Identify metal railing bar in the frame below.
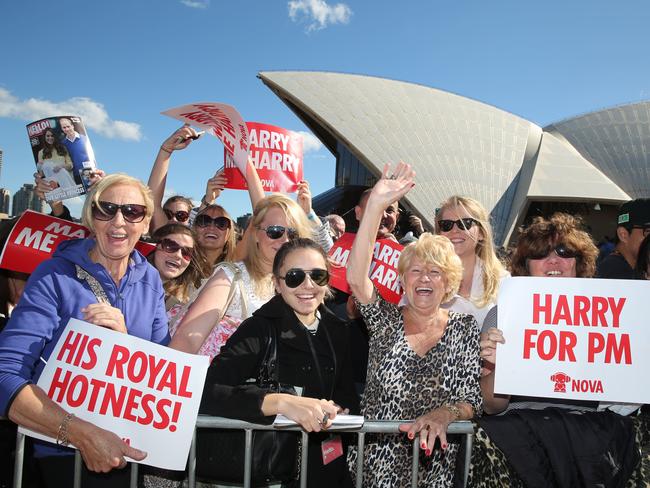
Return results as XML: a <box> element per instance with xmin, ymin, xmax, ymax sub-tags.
<box><xmin>243</xmin><ymin>429</ymin><xmax>253</xmax><ymax>488</ymax></box>
<box><xmin>410</xmin><ymin>438</ymin><xmax>419</xmax><ymax>488</ymax></box>
<box><xmin>130</xmin><ymin>462</ymin><xmax>138</xmax><ymax>488</ymax></box>
<box><xmin>73</xmin><ymin>451</ymin><xmax>82</xmax><ymax>488</ymax></box>
<box><xmin>355</xmin><ymin>432</ymin><xmax>365</xmax><ymax>488</ymax></box>
<box><xmin>13</xmin><ymin>432</ymin><xmax>24</xmax><ymax>488</ymax></box>
<box><xmin>188</xmin><ymin>429</ymin><xmax>196</xmax><ymax>488</ymax></box>
<box><xmin>299</xmin><ymin>431</ymin><xmax>308</xmax><ymax>488</ymax></box>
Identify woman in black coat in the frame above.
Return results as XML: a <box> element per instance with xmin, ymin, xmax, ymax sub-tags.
<box><xmin>200</xmin><ymin>238</ymin><xmax>359</xmax><ymax>487</ymax></box>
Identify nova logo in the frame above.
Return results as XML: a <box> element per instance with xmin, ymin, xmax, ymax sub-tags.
<box><xmin>550</xmin><ymin>372</ymin><xmax>604</xmax><ymax>393</ymax></box>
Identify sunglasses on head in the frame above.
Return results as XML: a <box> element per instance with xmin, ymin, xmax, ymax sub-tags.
<box><xmin>163</xmin><ymin>208</ymin><xmax>190</xmax><ymax>223</ymax></box>
<box><xmin>437</xmin><ymin>218</ymin><xmax>478</xmax><ymax>232</ymax></box>
<box><xmin>259</xmin><ymin>225</ymin><xmax>299</xmax><ymax>240</ymax></box>
<box><xmin>157</xmin><ymin>238</ymin><xmax>193</xmax><ymax>261</ymax></box>
<box><xmin>528</xmin><ymin>243</ymin><xmax>579</xmax><ymax>260</ymax></box>
<box><xmin>91</xmin><ymin>201</ymin><xmax>147</xmax><ymax>223</ymax></box>
<box><xmin>278</xmin><ymin>268</ymin><xmax>329</xmax><ymax>288</ymax></box>
<box><xmin>194</xmin><ymin>214</ymin><xmax>231</xmax><ymax>230</ymax></box>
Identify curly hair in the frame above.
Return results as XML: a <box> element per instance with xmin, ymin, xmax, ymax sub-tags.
<box><xmin>398</xmin><ymin>233</ymin><xmax>463</xmax><ymax>304</ymax></box>
<box><xmin>510</xmin><ymin>213</ymin><xmax>598</xmax><ymax>278</ymax></box>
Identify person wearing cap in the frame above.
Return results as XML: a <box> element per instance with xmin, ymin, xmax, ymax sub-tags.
<box><xmin>597</xmin><ymin>198</ymin><xmax>650</xmax><ymax>279</ymax></box>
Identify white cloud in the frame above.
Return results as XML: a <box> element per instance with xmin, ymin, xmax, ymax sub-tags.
<box><xmin>180</xmin><ymin>0</ymin><xmax>209</xmax><ymax>8</ymax></box>
<box><xmin>288</xmin><ymin>0</ymin><xmax>352</xmax><ymax>31</ymax></box>
<box><xmin>297</xmin><ymin>131</ymin><xmax>324</xmax><ymax>153</ymax></box>
<box><xmin>0</xmin><ymin>88</ymin><xmax>142</xmax><ymax>141</ymax></box>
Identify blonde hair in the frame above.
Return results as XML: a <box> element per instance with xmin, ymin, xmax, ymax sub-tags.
<box><xmin>436</xmin><ymin>196</ymin><xmax>505</xmax><ymax>307</ymax></box>
<box><xmin>244</xmin><ymin>194</ymin><xmax>313</xmax><ymax>294</ymax></box>
<box><xmin>398</xmin><ymin>233</ymin><xmax>462</xmax><ymax>303</ymax></box>
<box><xmin>194</xmin><ymin>204</ymin><xmax>237</xmax><ymax>264</ymax></box>
<box><xmin>82</xmin><ymin>173</ymin><xmax>154</xmax><ymax>233</ymax></box>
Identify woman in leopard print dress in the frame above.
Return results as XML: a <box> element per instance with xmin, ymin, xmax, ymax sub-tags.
<box><xmin>346</xmin><ymin>163</ymin><xmax>482</xmax><ymax>488</ymax></box>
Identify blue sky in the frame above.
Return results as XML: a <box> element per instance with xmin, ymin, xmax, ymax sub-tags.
<box><xmin>1</xmin><ymin>0</ymin><xmax>649</xmax><ymax>219</ymax></box>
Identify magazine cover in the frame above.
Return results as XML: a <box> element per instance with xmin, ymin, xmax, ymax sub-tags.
<box><xmin>26</xmin><ymin>116</ymin><xmax>97</xmax><ymax>201</ymax></box>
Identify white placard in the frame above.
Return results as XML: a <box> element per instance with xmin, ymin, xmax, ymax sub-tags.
<box><xmin>20</xmin><ymin>319</ymin><xmax>209</xmax><ymax>470</ymax></box>
<box><xmin>162</xmin><ymin>102</ymin><xmax>249</xmax><ymax>172</ymax></box>
<box><xmin>493</xmin><ymin>277</ymin><xmax>650</xmax><ymax>403</ymax></box>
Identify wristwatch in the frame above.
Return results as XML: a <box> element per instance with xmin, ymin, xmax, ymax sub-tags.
<box><xmin>444</xmin><ymin>403</ymin><xmax>461</xmax><ymax>421</ymax></box>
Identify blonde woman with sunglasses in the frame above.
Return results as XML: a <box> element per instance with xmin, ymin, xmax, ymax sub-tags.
<box><xmin>435</xmin><ymin>196</ymin><xmax>508</xmax><ymax>328</ymax></box>
<box><xmin>170</xmin><ymin>194</ymin><xmax>313</xmax><ymax>358</ymax></box>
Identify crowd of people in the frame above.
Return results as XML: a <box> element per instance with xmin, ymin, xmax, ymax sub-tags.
<box><xmin>0</xmin><ymin>125</ymin><xmax>648</xmax><ymax>488</ymax></box>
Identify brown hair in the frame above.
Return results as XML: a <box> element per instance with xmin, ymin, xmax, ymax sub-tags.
<box><xmin>510</xmin><ymin>213</ymin><xmax>598</xmax><ymax>278</ymax></box>
<box><xmin>194</xmin><ymin>204</ymin><xmax>237</xmax><ymax>264</ymax></box>
<box><xmin>151</xmin><ymin>223</ymin><xmax>211</xmax><ymax>302</ymax></box>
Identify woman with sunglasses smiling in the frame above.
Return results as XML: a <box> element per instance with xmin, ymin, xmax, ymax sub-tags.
<box><xmin>0</xmin><ymin>174</ymin><xmax>170</xmax><ymax>486</ymax></box>
<box><xmin>171</xmin><ymin>194</ymin><xmax>313</xmax><ymax>358</ymax></box>
<box><xmin>148</xmin><ymin>223</ymin><xmax>210</xmax><ymax>310</ymax></box>
<box><xmin>192</xmin><ymin>204</ymin><xmax>237</xmax><ymax>269</ymax></box>
<box><xmin>347</xmin><ymin>163</ymin><xmax>482</xmax><ymax>488</ymax></box>
<box><xmin>200</xmin><ymin>237</ymin><xmax>358</xmax><ymax>487</ymax></box>
<box><xmin>435</xmin><ymin>196</ymin><xmax>508</xmax><ymax>329</ymax></box>
<box><xmin>470</xmin><ymin>214</ymin><xmax>648</xmax><ymax>486</ymax></box>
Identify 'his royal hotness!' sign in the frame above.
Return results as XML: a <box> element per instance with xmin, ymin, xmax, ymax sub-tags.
<box><xmin>224</xmin><ymin>122</ymin><xmax>304</xmax><ymax>193</ymax></box>
<box><xmin>328</xmin><ymin>233</ymin><xmax>403</xmax><ymax>304</ymax></box>
<box><xmin>20</xmin><ymin>320</ymin><xmax>210</xmax><ymax>470</ymax></box>
<box><xmin>494</xmin><ymin>277</ymin><xmax>650</xmax><ymax>404</ymax></box>
<box><xmin>0</xmin><ymin>211</ymin><xmax>154</xmax><ymax>274</ymax></box>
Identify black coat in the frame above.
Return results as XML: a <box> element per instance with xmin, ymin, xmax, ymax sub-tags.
<box><xmin>200</xmin><ymin>294</ymin><xmax>358</xmax><ymax>487</ymax></box>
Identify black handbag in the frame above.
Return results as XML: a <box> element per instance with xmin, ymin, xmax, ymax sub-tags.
<box><xmin>196</xmin><ymin>320</ymin><xmax>301</xmax><ymax>485</ymax></box>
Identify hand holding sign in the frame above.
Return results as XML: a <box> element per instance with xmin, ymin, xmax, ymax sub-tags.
<box><xmin>161</xmin><ymin>124</ymin><xmax>200</xmax><ymax>153</ymax></box>
<box><xmin>296</xmin><ymin>180</ymin><xmax>316</xmax><ymax>219</ymax></box>
<box><xmin>480</xmin><ymin>328</ymin><xmax>504</xmax><ymax>376</ymax></box>
<box><xmin>203</xmin><ymin>169</ymin><xmax>227</xmax><ymax>205</ymax></box>
<box><xmin>72</xmin><ymin>418</ymin><xmax>146</xmax><ymax>472</ymax></box>
<box><xmin>82</xmin><ymin>303</ymin><xmax>127</xmax><ymax>334</ymax></box>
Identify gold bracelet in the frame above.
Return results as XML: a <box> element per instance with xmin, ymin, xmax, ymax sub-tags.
<box><xmin>444</xmin><ymin>403</ymin><xmax>461</xmax><ymax>421</ymax></box>
<box><xmin>160</xmin><ymin>146</ymin><xmax>174</xmax><ymax>154</ymax></box>
<box><xmin>56</xmin><ymin>412</ymin><xmax>75</xmax><ymax>446</ymax></box>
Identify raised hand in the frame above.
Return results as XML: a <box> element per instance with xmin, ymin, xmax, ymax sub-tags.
<box><xmin>367</xmin><ymin>162</ymin><xmax>416</xmax><ymax>211</ymax></box>
<box><xmin>203</xmin><ymin>169</ymin><xmax>228</xmax><ymax>205</ymax></box>
<box><xmin>161</xmin><ymin>124</ymin><xmax>200</xmax><ymax>153</ymax></box>
<box><xmin>296</xmin><ymin>180</ymin><xmax>313</xmax><ymax>216</ymax></box>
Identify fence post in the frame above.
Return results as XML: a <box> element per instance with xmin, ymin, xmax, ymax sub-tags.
<box><xmin>73</xmin><ymin>451</ymin><xmax>82</xmax><ymax>488</ymax></box>
<box><xmin>12</xmin><ymin>432</ymin><xmax>24</xmax><ymax>488</ymax></box>
<box><xmin>299</xmin><ymin>431</ymin><xmax>309</xmax><ymax>488</ymax></box>
<box><xmin>243</xmin><ymin>429</ymin><xmax>253</xmax><ymax>488</ymax></box>
<box><xmin>410</xmin><ymin>437</ymin><xmax>420</xmax><ymax>488</ymax></box>
<box><xmin>188</xmin><ymin>429</ymin><xmax>196</xmax><ymax>488</ymax></box>
<box><xmin>355</xmin><ymin>432</ymin><xmax>365</xmax><ymax>488</ymax></box>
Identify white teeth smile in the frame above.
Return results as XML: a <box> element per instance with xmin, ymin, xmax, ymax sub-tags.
<box><xmin>165</xmin><ymin>260</ymin><xmax>180</xmax><ymax>269</ymax></box>
<box><xmin>110</xmin><ymin>233</ymin><xmax>127</xmax><ymax>239</ymax></box>
<box><xmin>415</xmin><ymin>287</ymin><xmax>433</xmax><ymax>294</ymax></box>
<box><xmin>297</xmin><ymin>294</ymin><xmax>315</xmax><ymax>299</ymax></box>
<box><xmin>205</xmin><ymin>233</ymin><xmax>217</xmax><ymax>239</ymax></box>
<box><xmin>546</xmin><ymin>270</ymin><xmax>562</xmax><ymax>276</ymax></box>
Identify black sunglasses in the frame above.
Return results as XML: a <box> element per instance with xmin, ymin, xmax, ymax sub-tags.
<box><xmin>163</xmin><ymin>208</ymin><xmax>190</xmax><ymax>223</ymax></box>
<box><xmin>278</xmin><ymin>268</ymin><xmax>329</xmax><ymax>288</ymax></box>
<box><xmin>157</xmin><ymin>238</ymin><xmax>193</xmax><ymax>261</ymax></box>
<box><xmin>437</xmin><ymin>218</ymin><xmax>478</xmax><ymax>232</ymax></box>
<box><xmin>91</xmin><ymin>201</ymin><xmax>147</xmax><ymax>223</ymax></box>
<box><xmin>528</xmin><ymin>243</ymin><xmax>579</xmax><ymax>260</ymax></box>
<box><xmin>194</xmin><ymin>214</ymin><xmax>231</xmax><ymax>230</ymax></box>
<box><xmin>259</xmin><ymin>225</ymin><xmax>299</xmax><ymax>240</ymax></box>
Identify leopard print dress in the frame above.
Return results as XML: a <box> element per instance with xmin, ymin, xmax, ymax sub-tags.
<box><xmin>347</xmin><ymin>294</ymin><xmax>482</xmax><ymax>488</ymax></box>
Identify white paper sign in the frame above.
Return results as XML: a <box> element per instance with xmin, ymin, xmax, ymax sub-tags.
<box><xmin>494</xmin><ymin>277</ymin><xmax>650</xmax><ymax>404</ymax></box>
<box><xmin>20</xmin><ymin>319</ymin><xmax>209</xmax><ymax>470</ymax></box>
<box><xmin>162</xmin><ymin>102</ymin><xmax>249</xmax><ymax>172</ymax></box>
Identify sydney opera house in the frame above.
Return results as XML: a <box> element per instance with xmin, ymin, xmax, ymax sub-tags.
<box><xmin>258</xmin><ymin>71</ymin><xmax>650</xmax><ymax>246</ymax></box>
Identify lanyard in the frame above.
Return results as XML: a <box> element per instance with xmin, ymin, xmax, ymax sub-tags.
<box><xmin>303</xmin><ymin>320</ymin><xmax>337</xmax><ymax>399</ymax></box>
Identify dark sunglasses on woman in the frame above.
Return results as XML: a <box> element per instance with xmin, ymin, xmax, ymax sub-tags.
<box><xmin>259</xmin><ymin>225</ymin><xmax>299</xmax><ymax>240</ymax></box>
<box><xmin>437</xmin><ymin>218</ymin><xmax>479</xmax><ymax>232</ymax></box>
<box><xmin>157</xmin><ymin>238</ymin><xmax>193</xmax><ymax>261</ymax></box>
<box><xmin>91</xmin><ymin>201</ymin><xmax>147</xmax><ymax>223</ymax></box>
<box><xmin>278</xmin><ymin>268</ymin><xmax>329</xmax><ymax>288</ymax></box>
<box><xmin>163</xmin><ymin>209</ymin><xmax>190</xmax><ymax>223</ymax></box>
<box><xmin>194</xmin><ymin>214</ymin><xmax>231</xmax><ymax>230</ymax></box>
<box><xmin>528</xmin><ymin>243</ymin><xmax>578</xmax><ymax>260</ymax></box>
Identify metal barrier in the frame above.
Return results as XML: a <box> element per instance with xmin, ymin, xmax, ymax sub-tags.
<box><xmin>13</xmin><ymin>416</ymin><xmax>475</xmax><ymax>488</ymax></box>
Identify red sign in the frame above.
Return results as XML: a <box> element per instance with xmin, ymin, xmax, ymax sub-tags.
<box><xmin>224</xmin><ymin>122</ymin><xmax>304</xmax><ymax>193</ymax></box>
<box><xmin>0</xmin><ymin>211</ymin><xmax>154</xmax><ymax>274</ymax></box>
<box><xmin>328</xmin><ymin>232</ymin><xmax>403</xmax><ymax>304</ymax></box>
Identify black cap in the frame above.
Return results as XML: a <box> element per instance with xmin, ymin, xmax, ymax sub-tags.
<box><xmin>617</xmin><ymin>198</ymin><xmax>650</xmax><ymax>227</ymax></box>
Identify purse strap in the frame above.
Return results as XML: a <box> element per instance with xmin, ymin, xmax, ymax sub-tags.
<box><xmin>256</xmin><ymin>318</ymin><xmax>281</xmax><ymax>390</ymax></box>
<box><xmin>75</xmin><ymin>265</ymin><xmax>110</xmax><ymax>304</ymax></box>
<box><xmin>216</xmin><ymin>262</ymin><xmax>250</xmax><ymax>321</ymax></box>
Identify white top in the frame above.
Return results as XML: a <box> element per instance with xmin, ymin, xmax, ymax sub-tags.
<box><xmin>216</xmin><ymin>261</ymin><xmax>274</xmax><ymax>320</ymax></box>
<box><xmin>441</xmin><ymin>258</ymin><xmax>509</xmax><ymax>329</ymax></box>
